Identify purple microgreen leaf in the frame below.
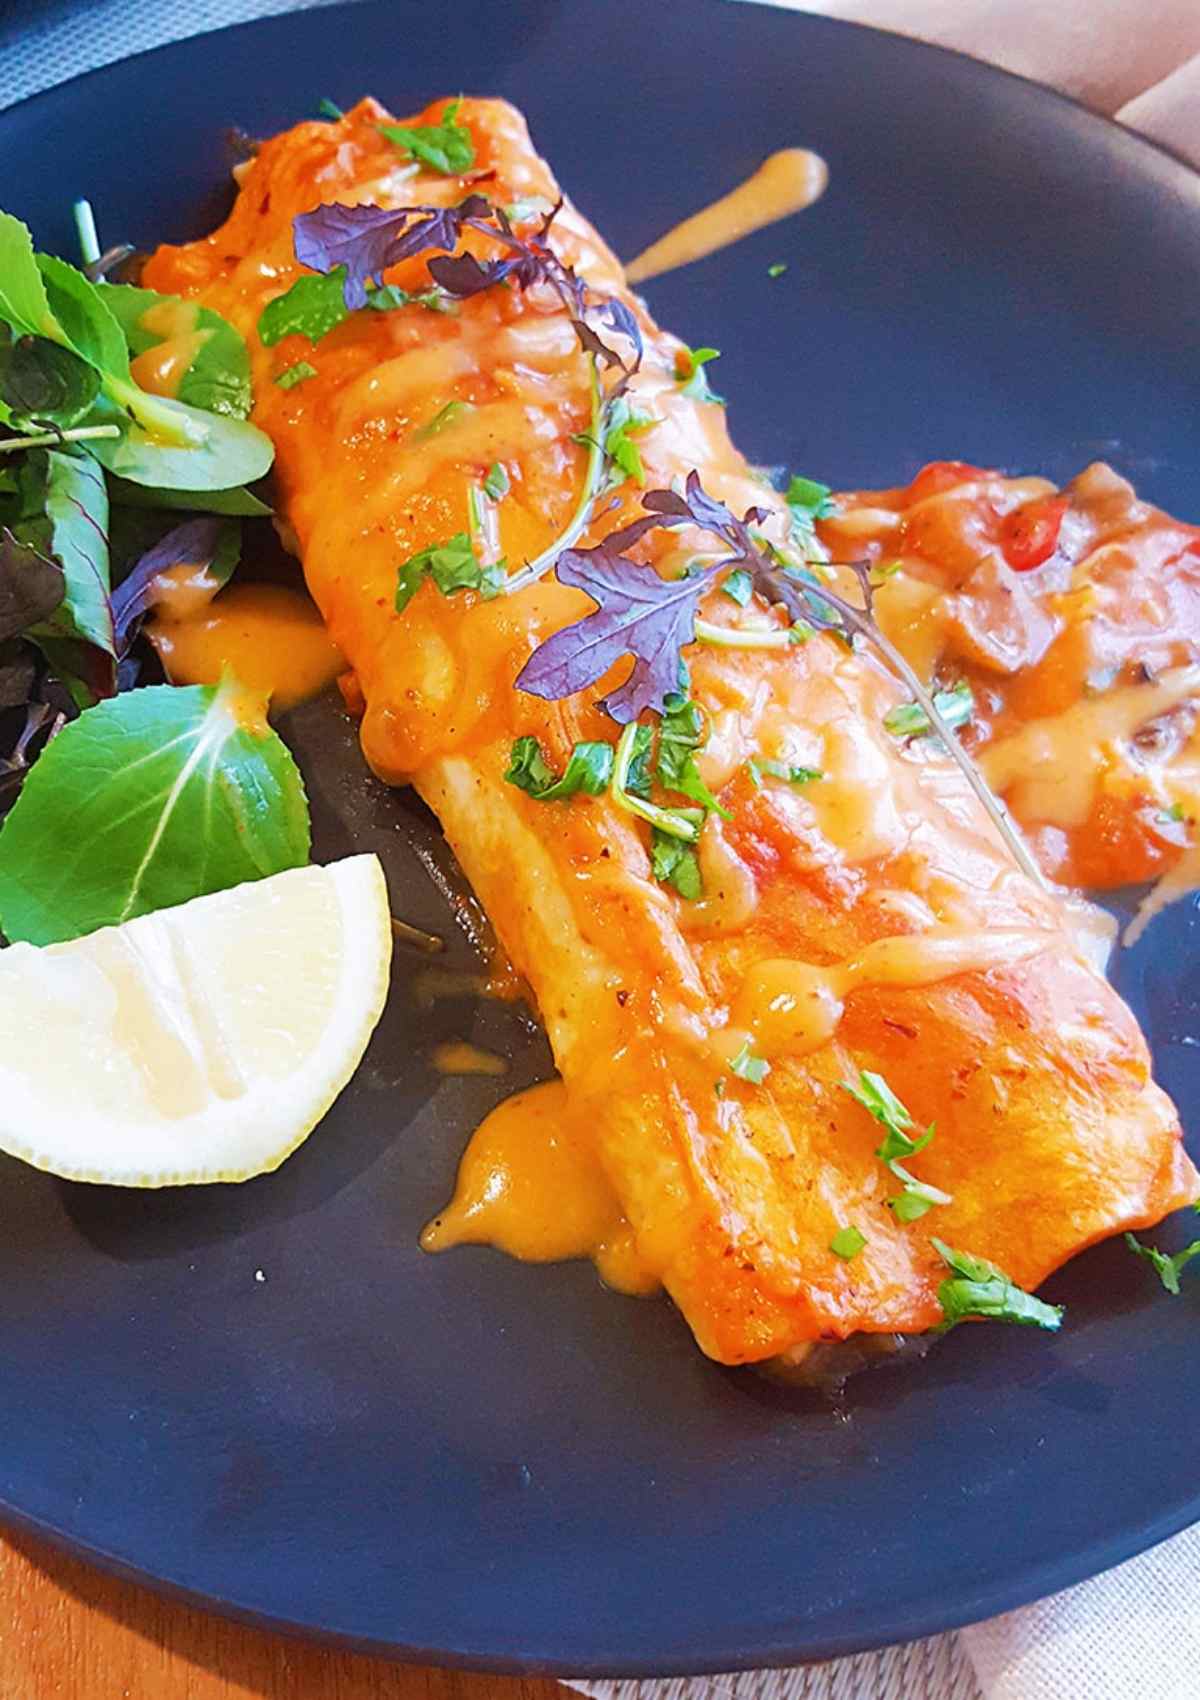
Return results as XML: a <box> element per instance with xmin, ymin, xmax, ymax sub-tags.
<box><xmin>515</xmin><ymin>545</ymin><xmax>718</xmax><ymax>723</ymax></box>
<box><xmin>110</xmin><ymin>517</ymin><xmax>239</xmax><ymax>652</ymax></box>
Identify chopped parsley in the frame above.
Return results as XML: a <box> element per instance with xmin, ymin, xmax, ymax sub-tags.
<box><xmin>600</xmin><ymin>395</ymin><xmax>656</xmax><ymax>487</ymax></box>
<box><xmin>318</xmin><ymin>97</ymin><xmax>344</xmax><ymax>120</ymax></box>
<box><xmin>651</xmin><ymin>829</ymin><xmax>703</xmax><ymax>899</ymax></box>
<box><xmin>722</xmin><ymin>568</ymin><xmax>753</xmax><ymax>606</ymax></box>
<box><xmin>885</xmin><ymin>681</ymin><xmax>974</xmax><ymax>740</ymax></box>
<box><xmin>656</xmin><ymin>692</ymin><xmax>729</xmax><ymax>818</ymax></box>
<box><xmin>505</xmin><ymin>736</ymin><xmax>614</xmax><ymax>801</ymax></box>
<box><xmin>1125</xmin><ymin>1216</ymin><xmax>1200</xmax><ymax>1294</ymax></box>
<box><xmin>674</xmin><ymin>344</ymin><xmax>724</xmax><ymax>406</ymax></box>
<box><xmin>745</xmin><ymin>758</ymin><xmax>762</xmax><ymax>788</ymax></box>
<box><xmin>414</xmin><ymin>399</ymin><xmax>473</xmax><ymax>440</ymax></box>
<box><xmin>378</xmin><ymin>98</ymin><xmax>475</xmax><ymax>175</ymax></box>
<box><xmin>933</xmin><ymin>1239</ymin><xmax>1064</xmax><ymax>1331</ymax></box>
<box><xmin>728</xmin><ymin>1040</ymin><xmax>770</xmax><ymax>1084</ymax></box>
<box><xmin>365</xmin><ymin>283</ymin><xmax>455</xmax><ymax>314</ymax></box>
<box><xmin>785</xmin><ymin>473</ymin><xmax>836</xmax><ymax>551</ymax></box>
<box><xmin>758</xmin><ymin>757</ymin><xmax>822</xmax><ymax>786</ymax></box>
<box><xmin>275</xmin><ymin>361</ymin><xmax>316</xmax><ymax>389</ymax></box>
<box><xmin>830</xmin><ymin>1225</ymin><xmax>867</xmax><ymax>1261</ymax></box>
<box><xmin>394</xmin><ymin>532</ymin><xmax>504</xmax><ymax>611</ymax></box>
<box><xmin>842</xmin><ymin>1069</ymin><xmax>951</xmax><ymax>1220</ymax></box>
<box><xmin>483</xmin><ymin>461</ymin><xmax>510</xmax><ymax>501</ymax></box>
<box><xmin>767</xmin><ymin>262</ymin><xmax>788</xmax><ymax>279</ymax></box>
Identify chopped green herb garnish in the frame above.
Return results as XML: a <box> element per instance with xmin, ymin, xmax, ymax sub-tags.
<box><xmin>414</xmin><ymin>399</ymin><xmax>472</xmax><ymax>441</ymax></box>
<box><xmin>275</xmin><ymin>361</ymin><xmax>316</xmax><ymax>390</ymax></box>
<box><xmin>745</xmin><ymin>758</ymin><xmax>762</xmax><ymax>789</ymax></box>
<box><xmin>394</xmin><ymin>532</ymin><xmax>504</xmax><ymax>612</ymax></box>
<box><xmin>842</xmin><ymin>1069</ymin><xmax>951</xmax><ymax>1220</ymax></box>
<box><xmin>651</xmin><ymin>828</ymin><xmax>703</xmax><ymax>899</ymax></box>
<box><xmin>674</xmin><ymin>344</ymin><xmax>724</xmax><ymax>406</ymax></box>
<box><xmin>722</xmin><ymin>568</ymin><xmax>753</xmax><ymax>606</ymax></box>
<box><xmin>728</xmin><ymin>1040</ymin><xmax>771</xmax><ymax>1084</ymax></box>
<box><xmin>505</xmin><ymin>735</ymin><xmax>614</xmax><ymax>801</ymax></box>
<box><xmin>258</xmin><ymin>269</ymin><xmax>350</xmax><ymax>347</ymax></box>
<box><xmin>624</xmin><ymin>722</ymin><xmax>654</xmax><ymax>798</ymax></box>
<box><xmin>933</xmin><ymin>1239</ymin><xmax>1064</xmax><ymax>1331</ymax></box>
<box><xmin>365</xmin><ymin>282</ymin><xmax>454</xmax><ymax>314</ymax></box>
<box><xmin>483</xmin><ymin>461</ymin><xmax>510</xmax><ymax>501</ymax></box>
<box><xmin>785</xmin><ymin>473</ymin><xmax>836</xmax><ymax>550</ymax></box>
<box><xmin>600</xmin><ymin>395</ymin><xmax>656</xmax><ymax>487</ymax></box>
<box><xmin>318</xmin><ymin>97</ymin><xmax>344</xmax><ymax>120</ymax></box>
<box><xmin>611</xmin><ymin>720</ymin><xmax>699</xmax><ymax>845</ymax></box>
<box><xmin>885</xmin><ymin>681</ymin><xmax>974</xmax><ymax>739</ymax></box>
<box><xmin>656</xmin><ymin>691</ymin><xmax>730</xmax><ymax>818</ymax></box>
<box><xmin>1125</xmin><ymin>1218</ymin><xmax>1200</xmax><ymax>1294</ymax></box>
<box><xmin>767</xmin><ymin>263</ymin><xmax>788</xmax><ymax>279</ymax></box>
<box><xmin>758</xmin><ymin>758</ymin><xmax>823</xmax><ymax>786</ymax></box>
<box><xmin>378</xmin><ymin>98</ymin><xmax>475</xmax><ymax>175</ymax></box>
<box><xmin>830</xmin><ymin>1225</ymin><xmax>867</xmax><ymax>1261</ymax></box>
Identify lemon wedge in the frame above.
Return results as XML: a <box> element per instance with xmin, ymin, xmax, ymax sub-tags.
<box><xmin>0</xmin><ymin>854</ymin><xmax>391</xmax><ymax>1186</ymax></box>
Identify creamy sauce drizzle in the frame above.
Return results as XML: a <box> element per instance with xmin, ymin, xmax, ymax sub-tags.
<box><xmin>129</xmin><ymin>299</ymin><xmax>212</xmax><ymax>400</ymax></box>
<box><xmin>148</xmin><ymin>576</ymin><xmax>345</xmax><ymax>713</ymax></box>
<box><xmin>725</xmin><ymin>928</ymin><xmax>1050</xmax><ymax>1059</ymax></box>
<box><xmin>430</xmin><ymin>1041</ymin><xmax>507</xmax><ymax>1077</ymax></box>
<box><xmin>420</xmin><ymin>1080</ymin><xmax>660</xmax><ymax>1294</ymax></box>
<box><xmin>625</xmin><ymin>149</ymin><xmax>829</xmax><ymax>283</ymax></box>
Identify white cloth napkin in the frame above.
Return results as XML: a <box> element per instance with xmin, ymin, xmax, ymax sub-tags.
<box><xmin>573</xmin><ymin>5</ymin><xmax>1200</xmax><ymax>1697</ymax></box>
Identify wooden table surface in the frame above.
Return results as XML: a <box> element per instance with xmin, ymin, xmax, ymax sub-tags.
<box><xmin>0</xmin><ymin>1527</ymin><xmax>568</xmax><ymax>1700</ymax></box>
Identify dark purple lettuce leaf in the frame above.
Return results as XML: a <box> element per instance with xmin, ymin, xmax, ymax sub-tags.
<box><xmin>0</xmin><ymin>528</ymin><xmax>65</xmax><ymax>644</ymax></box>
<box><xmin>515</xmin><ymin>545</ymin><xmax>718</xmax><ymax>723</ymax></box>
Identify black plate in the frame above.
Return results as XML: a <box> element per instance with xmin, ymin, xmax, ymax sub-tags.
<box><xmin>1</xmin><ymin>0</ymin><xmax>1199</xmax><ymax>1673</ymax></box>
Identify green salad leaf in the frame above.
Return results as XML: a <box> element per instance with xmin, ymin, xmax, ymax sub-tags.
<box><xmin>0</xmin><ymin>212</ymin><xmax>273</xmax><ymax>494</ymax></box>
<box><xmin>12</xmin><ymin>449</ymin><xmax>116</xmax><ymax>704</ymax></box>
<box><xmin>0</xmin><ymin>528</ymin><xmax>63</xmax><ymax>643</ymax></box>
<box><xmin>106</xmin><ymin>477</ymin><xmax>273</xmax><ymax>517</ymax></box>
<box><xmin>99</xmin><ymin>283</ymin><xmax>253</xmax><ymax>419</ymax></box>
<box><xmin>0</xmin><ymin>325</ymin><xmax>100</xmax><ymax>425</ymax></box>
<box><xmin>0</xmin><ymin>680</ymin><xmax>310</xmax><ymax>945</ymax></box>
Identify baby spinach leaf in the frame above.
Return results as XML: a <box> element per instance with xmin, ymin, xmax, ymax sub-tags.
<box><xmin>88</xmin><ymin>400</ymin><xmax>275</xmax><ymax>494</ymax></box>
<box><xmin>107</xmin><ymin>477</ymin><xmax>273</xmax><ymax>518</ymax></box>
<box><xmin>0</xmin><ymin>212</ymin><xmax>54</xmax><ymax>335</ymax></box>
<box><xmin>0</xmin><ymin>327</ymin><xmax>100</xmax><ymax>425</ymax></box>
<box><xmin>37</xmin><ymin>254</ymin><xmax>130</xmax><ymax>379</ymax></box>
<box><xmin>0</xmin><ymin>679</ymin><xmax>310</xmax><ymax>945</ymax></box>
<box><xmin>99</xmin><ymin>283</ymin><xmax>253</xmax><ymax>419</ymax></box>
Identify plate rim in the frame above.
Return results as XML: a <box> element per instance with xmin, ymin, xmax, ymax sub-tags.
<box><xmin>2</xmin><ymin>0</ymin><xmax>1199</xmax><ymax>1673</ymax></box>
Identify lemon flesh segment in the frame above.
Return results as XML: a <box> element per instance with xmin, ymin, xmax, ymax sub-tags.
<box><xmin>0</xmin><ymin>855</ymin><xmax>392</xmax><ymax>1186</ymax></box>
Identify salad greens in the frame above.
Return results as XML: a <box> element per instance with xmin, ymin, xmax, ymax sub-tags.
<box><xmin>0</xmin><ymin>198</ymin><xmax>315</xmax><ymax>950</ymax></box>
<box><xmin>0</xmin><ymin>680</ymin><xmax>309</xmax><ymax>946</ymax></box>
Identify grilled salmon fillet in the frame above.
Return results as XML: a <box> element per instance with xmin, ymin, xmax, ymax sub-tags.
<box><xmin>144</xmin><ymin>97</ymin><xmax>1198</xmax><ymax>1364</ymax></box>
